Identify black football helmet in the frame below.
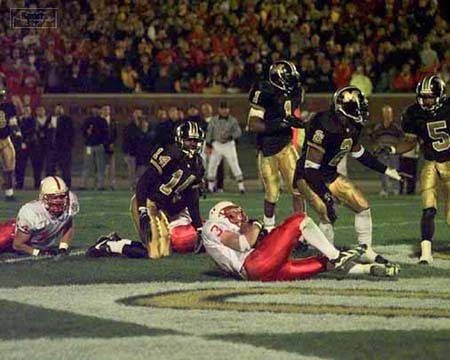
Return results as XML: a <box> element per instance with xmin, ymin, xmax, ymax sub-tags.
<box><xmin>174</xmin><ymin>120</ymin><xmax>205</xmax><ymax>158</ymax></box>
<box><xmin>416</xmin><ymin>75</ymin><xmax>446</xmax><ymax>113</ymax></box>
<box><xmin>269</xmin><ymin>60</ymin><xmax>304</xmax><ymax>99</ymax></box>
<box><xmin>332</xmin><ymin>86</ymin><xmax>369</xmax><ymax>124</ymax></box>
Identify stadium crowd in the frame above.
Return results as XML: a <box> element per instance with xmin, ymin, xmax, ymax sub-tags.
<box><xmin>1</xmin><ymin>0</ymin><xmax>449</xmax><ymax>100</ymax></box>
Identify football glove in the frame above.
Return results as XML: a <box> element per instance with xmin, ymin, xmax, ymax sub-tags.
<box><xmin>385</xmin><ymin>168</ymin><xmax>413</xmax><ymax>182</ymax></box>
<box><xmin>280</xmin><ymin>115</ymin><xmax>304</xmax><ymax>129</ymax></box>
<box><xmin>138</xmin><ymin>206</ymin><xmax>151</xmax><ymax>245</ymax></box>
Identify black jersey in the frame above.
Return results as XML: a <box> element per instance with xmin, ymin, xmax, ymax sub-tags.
<box><xmin>0</xmin><ymin>102</ymin><xmax>17</xmax><ymax>139</ymax></box>
<box><xmin>249</xmin><ymin>81</ymin><xmax>301</xmax><ymax>156</ymax></box>
<box><xmin>136</xmin><ymin>143</ymin><xmax>204</xmax><ymax>216</ymax></box>
<box><xmin>296</xmin><ymin>111</ymin><xmax>362</xmax><ymax>182</ymax></box>
<box><xmin>401</xmin><ymin>99</ymin><xmax>450</xmax><ymax>162</ymax></box>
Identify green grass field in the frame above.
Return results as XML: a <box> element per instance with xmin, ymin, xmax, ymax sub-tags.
<box><xmin>0</xmin><ymin>188</ymin><xmax>449</xmax><ymax>360</ymax></box>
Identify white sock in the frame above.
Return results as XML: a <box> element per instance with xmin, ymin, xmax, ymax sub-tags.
<box><xmin>108</xmin><ymin>239</ymin><xmax>132</xmax><ymax>254</ymax></box>
<box><xmin>264</xmin><ymin>215</ymin><xmax>275</xmax><ymax>227</ymax></box>
<box><xmin>5</xmin><ymin>188</ymin><xmax>13</xmax><ymax>196</ymax></box>
<box><xmin>301</xmin><ymin>217</ymin><xmax>339</xmax><ymax>260</ymax></box>
<box><xmin>238</xmin><ymin>182</ymin><xmax>245</xmax><ymax>191</ymax></box>
<box><xmin>347</xmin><ymin>263</ymin><xmax>373</xmax><ymax>274</ymax></box>
<box><xmin>208</xmin><ymin>181</ymin><xmax>215</xmax><ymax>192</ymax></box>
<box><xmin>355</xmin><ymin>208</ymin><xmax>372</xmax><ymax>246</ymax></box>
<box><xmin>319</xmin><ymin>222</ymin><xmax>335</xmax><ymax>243</ymax></box>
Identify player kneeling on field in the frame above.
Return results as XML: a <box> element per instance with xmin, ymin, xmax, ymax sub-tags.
<box><xmin>202</xmin><ymin>201</ymin><xmax>399</xmax><ymax>281</ymax></box>
<box><xmin>86</xmin><ymin>216</ymin><xmax>200</xmax><ymax>258</ymax></box>
<box><xmin>0</xmin><ymin>176</ymin><xmax>78</xmax><ymax>256</ymax></box>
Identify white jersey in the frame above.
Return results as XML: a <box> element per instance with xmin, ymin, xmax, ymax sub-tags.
<box><xmin>16</xmin><ymin>192</ymin><xmax>79</xmax><ymax>250</ymax></box>
<box><xmin>202</xmin><ymin>218</ymin><xmax>253</xmax><ymax>279</ymax></box>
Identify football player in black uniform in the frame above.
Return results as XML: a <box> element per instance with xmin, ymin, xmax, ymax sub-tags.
<box><xmin>87</xmin><ymin>121</ymin><xmax>205</xmax><ymax>259</ymax></box>
<box><xmin>0</xmin><ymin>86</ymin><xmax>21</xmax><ymax>201</ymax></box>
<box><xmin>248</xmin><ymin>60</ymin><xmax>305</xmax><ymax>230</ymax></box>
<box><xmin>376</xmin><ymin>75</ymin><xmax>450</xmax><ymax>264</ymax></box>
<box><xmin>294</xmin><ymin>86</ymin><xmax>405</xmax><ymax>265</ymax></box>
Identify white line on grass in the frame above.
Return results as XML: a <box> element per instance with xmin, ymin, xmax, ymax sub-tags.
<box><xmin>0</xmin><ymin>250</ymin><xmax>85</xmax><ymax>264</ymax></box>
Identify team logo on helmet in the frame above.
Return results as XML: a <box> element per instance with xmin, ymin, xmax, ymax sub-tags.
<box><xmin>332</xmin><ymin>86</ymin><xmax>369</xmax><ymax>124</ymax></box>
<box><xmin>39</xmin><ymin>176</ymin><xmax>69</xmax><ymax>217</ymax></box>
<box><xmin>416</xmin><ymin>75</ymin><xmax>446</xmax><ymax>113</ymax></box>
<box><xmin>175</xmin><ymin>121</ymin><xmax>205</xmax><ymax>158</ymax></box>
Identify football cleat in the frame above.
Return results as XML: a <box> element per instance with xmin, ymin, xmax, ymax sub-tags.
<box><xmin>105</xmin><ymin>232</ymin><xmax>122</xmax><ymax>242</ymax></box>
<box><xmin>86</xmin><ymin>235</ymin><xmax>113</xmax><ymax>257</ymax></box>
<box><xmin>370</xmin><ymin>263</ymin><xmax>400</xmax><ymax>277</ymax></box>
<box><xmin>359</xmin><ymin>245</ymin><xmax>394</xmax><ymax>265</ymax></box>
<box><xmin>332</xmin><ymin>245</ymin><xmax>366</xmax><ymax>271</ymax></box>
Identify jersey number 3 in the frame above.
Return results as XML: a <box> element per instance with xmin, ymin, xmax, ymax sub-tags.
<box><xmin>427</xmin><ymin>120</ymin><xmax>450</xmax><ymax>152</ymax></box>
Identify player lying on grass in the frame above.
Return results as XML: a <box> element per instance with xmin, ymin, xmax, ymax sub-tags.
<box><xmin>0</xmin><ymin>176</ymin><xmax>78</xmax><ymax>256</ymax></box>
<box><xmin>202</xmin><ymin>201</ymin><xmax>399</xmax><ymax>281</ymax></box>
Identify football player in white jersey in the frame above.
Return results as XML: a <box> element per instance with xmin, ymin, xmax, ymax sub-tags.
<box><xmin>0</xmin><ymin>176</ymin><xmax>79</xmax><ymax>256</ymax></box>
<box><xmin>202</xmin><ymin>201</ymin><xmax>399</xmax><ymax>281</ymax></box>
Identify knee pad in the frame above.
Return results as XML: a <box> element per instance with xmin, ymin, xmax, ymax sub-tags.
<box><xmin>170</xmin><ymin>224</ymin><xmax>197</xmax><ymax>253</ymax></box>
<box><xmin>422</xmin><ymin>207</ymin><xmax>437</xmax><ymax>220</ymax></box>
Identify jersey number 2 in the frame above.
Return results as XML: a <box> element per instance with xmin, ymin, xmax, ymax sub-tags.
<box><xmin>427</xmin><ymin>120</ymin><xmax>450</xmax><ymax>152</ymax></box>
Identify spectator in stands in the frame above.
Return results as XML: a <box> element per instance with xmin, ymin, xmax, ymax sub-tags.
<box><xmin>135</xmin><ymin>118</ymin><xmax>156</xmax><ymax>179</ymax></box>
<box><xmin>34</xmin><ymin>106</ymin><xmax>52</xmax><ymax>188</ymax></box>
<box><xmin>122</xmin><ymin>107</ymin><xmax>144</xmax><ymax>190</ymax></box>
<box><xmin>46</xmin><ymin>104</ymin><xmax>74</xmax><ymax>188</ymax></box>
<box><xmin>154</xmin><ymin>105</ymin><xmax>179</xmax><ymax>147</ymax></box>
<box><xmin>16</xmin><ymin>106</ymin><xmax>35</xmax><ymax>189</ymax></box>
<box><xmin>101</xmin><ymin>105</ymin><xmax>118</xmax><ymax>190</ymax></box>
<box><xmin>370</xmin><ymin>105</ymin><xmax>403</xmax><ymax>196</ymax></box>
<box><xmin>333</xmin><ymin>57</ymin><xmax>353</xmax><ymax>89</ymax></box>
<box><xmin>392</xmin><ymin>64</ymin><xmax>416</xmax><ymax>92</ymax></box>
<box><xmin>350</xmin><ymin>65</ymin><xmax>373</xmax><ymax>96</ymax></box>
<box><xmin>80</xmin><ymin>105</ymin><xmax>109</xmax><ymax>190</ymax></box>
<box><xmin>419</xmin><ymin>41</ymin><xmax>440</xmax><ymax>71</ymax></box>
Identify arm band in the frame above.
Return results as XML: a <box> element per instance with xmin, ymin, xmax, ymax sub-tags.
<box><xmin>355</xmin><ymin>149</ymin><xmax>387</xmax><ymax>174</ymax></box>
<box><xmin>238</xmin><ymin>234</ymin><xmax>251</xmax><ymax>252</ymax></box>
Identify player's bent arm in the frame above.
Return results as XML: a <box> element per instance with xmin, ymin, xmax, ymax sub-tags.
<box><xmin>12</xmin><ymin>230</ymin><xmax>36</xmax><ymax>255</ymax></box>
<box><xmin>247</xmin><ymin>107</ymin><xmax>266</xmax><ymax>133</ymax></box>
<box><xmin>135</xmin><ymin>167</ymin><xmax>159</xmax><ymax>208</ymax></box>
<box><xmin>60</xmin><ymin>219</ymin><xmax>74</xmax><ymax>249</ymax></box>
<box><xmin>185</xmin><ymin>188</ymin><xmax>202</xmax><ymax>229</ymax></box>
<box><xmin>219</xmin><ymin>224</ymin><xmax>260</xmax><ymax>252</ymax></box>
<box><xmin>351</xmin><ymin>144</ymin><xmax>387</xmax><ymax>174</ymax></box>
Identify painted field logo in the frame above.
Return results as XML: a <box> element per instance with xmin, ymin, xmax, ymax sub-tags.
<box><xmin>123</xmin><ymin>287</ymin><xmax>450</xmax><ymax>318</ymax></box>
<box><xmin>10</xmin><ymin>8</ymin><xmax>57</xmax><ymax>28</ymax></box>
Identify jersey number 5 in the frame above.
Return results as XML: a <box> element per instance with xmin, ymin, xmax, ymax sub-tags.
<box><xmin>427</xmin><ymin>120</ymin><xmax>450</xmax><ymax>152</ymax></box>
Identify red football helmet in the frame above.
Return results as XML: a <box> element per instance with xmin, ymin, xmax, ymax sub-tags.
<box><xmin>39</xmin><ymin>176</ymin><xmax>69</xmax><ymax>216</ymax></box>
<box><xmin>209</xmin><ymin>201</ymin><xmax>248</xmax><ymax>227</ymax></box>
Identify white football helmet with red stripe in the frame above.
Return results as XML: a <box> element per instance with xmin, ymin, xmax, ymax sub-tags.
<box><xmin>209</xmin><ymin>201</ymin><xmax>248</xmax><ymax>229</ymax></box>
<box><xmin>39</xmin><ymin>176</ymin><xmax>69</xmax><ymax>216</ymax></box>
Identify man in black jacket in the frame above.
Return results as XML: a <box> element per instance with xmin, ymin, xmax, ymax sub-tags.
<box><xmin>101</xmin><ymin>105</ymin><xmax>118</xmax><ymax>190</ymax></box>
<box><xmin>122</xmin><ymin>107</ymin><xmax>144</xmax><ymax>190</ymax></box>
<box><xmin>80</xmin><ymin>105</ymin><xmax>109</xmax><ymax>190</ymax></box>
<box><xmin>46</xmin><ymin>104</ymin><xmax>75</xmax><ymax>187</ymax></box>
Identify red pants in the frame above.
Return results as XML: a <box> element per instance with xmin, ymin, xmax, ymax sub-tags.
<box><xmin>0</xmin><ymin>219</ymin><xmax>16</xmax><ymax>251</ymax></box>
<box><xmin>244</xmin><ymin>213</ymin><xmax>326</xmax><ymax>281</ymax></box>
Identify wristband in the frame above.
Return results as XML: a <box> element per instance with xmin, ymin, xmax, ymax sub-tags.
<box><xmin>390</xmin><ymin>146</ymin><xmax>397</xmax><ymax>155</ymax></box>
<box><xmin>32</xmin><ymin>249</ymin><xmax>40</xmax><ymax>256</ymax></box>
